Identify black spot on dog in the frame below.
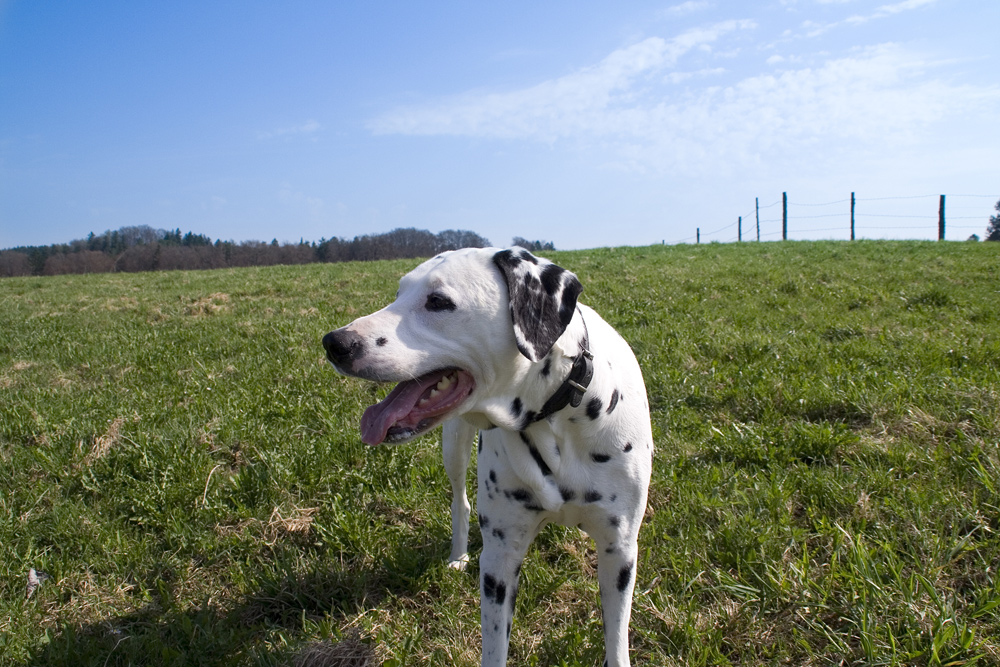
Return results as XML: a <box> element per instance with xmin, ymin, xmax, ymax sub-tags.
<box><xmin>478</xmin><ymin>433</ymin><xmax>483</xmax><ymax>453</ymax></box>
<box><xmin>541</xmin><ymin>358</ymin><xmax>551</xmax><ymax>377</ymax></box>
<box><xmin>520</xmin><ymin>432</ymin><xmax>552</xmax><ymax>476</ymax></box>
<box><xmin>607</xmin><ymin>389</ymin><xmax>619</xmax><ymax>414</ymax></box>
<box><xmin>560</xmin><ymin>487</ymin><xmax>576</xmax><ymax>502</ymax></box>
<box><xmin>492</xmin><ymin>528</ymin><xmax>505</xmax><ymax>541</ymax></box>
<box><xmin>506</xmin><ymin>622</ymin><xmax>512</xmax><ymax>638</ymax></box>
<box><xmin>584</xmin><ymin>490</ymin><xmax>602</xmax><ymax>503</ymax></box>
<box><xmin>484</xmin><ymin>574</ymin><xmax>507</xmax><ymax>605</ymax></box>
<box><xmin>540</xmin><ymin>263</ymin><xmax>564</xmax><ymax>296</ymax></box>
<box><xmin>518</xmin><ymin>248</ymin><xmax>538</xmax><ymax>264</ymax></box>
<box><xmin>616</xmin><ymin>562</ymin><xmax>634</xmax><ymax>592</ymax></box>
<box><xmin>610</xmin><ymin>494</ymin><xmax>617</xmax><ymax>503</ymax></box>
<box><xmin>511</xmin><ymin>397</ymin><xmax>522</xmax><ymax>418</ymax></box>
<box><xmin>559</xmin><ymin>294</ymin><xmax>578</xmax><ymax>331</ymax></box>
<box><xmin>606</xmin><ymin>545</ymin><xmax>616</xmax><ymax>554</ymax></box>
<box><xmin>586</xmin><ymin>398</ymin><xmax>603</xmax><ymax>420</ymax></box>
<box><xmin>623</xmin><ymin>442</ymin><xmax>633</xmax><ymax>452</ymax></box>
<box><xmin>609</xmin><ymin>516</ymin><xmax>622</xmax><ymax>528</ymax></box>
<box><xmin>478</xmin><ymin>515</ymin><xmax>489</xmax><ymax>528</ymax></box>
<box><xmin>489</xmin><ymin>469</ymin><xmax>497</xmax><ymax>484</ymax></box>
<box><xmin>509</xmin><ymin>583</ymin><xmax>519</xmax><ymax>612</ymax></box>
<box><xmin>509</xmin><ymin>489</ymin><xmax>531</xmax><ymax>503</ymax></box>
<box><xmin>519</xmin><ymin>410</ymin><xmax>537</xmax><ymax>431</ymax></box>
<box><xmin>376</xmin><ymin>337</ymin><xmax>388</xmax><ymax>347</ymax></box>
<box><xmin>591</xmin><ymin>453</ymin><xmax>612</xmax><ymax>463</ymax></box>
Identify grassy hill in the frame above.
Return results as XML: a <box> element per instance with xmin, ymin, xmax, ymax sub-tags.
<box><xmin>2</xmin><ymin>241</ymin><xmax>998</xmax><ymax>666</ymax></box>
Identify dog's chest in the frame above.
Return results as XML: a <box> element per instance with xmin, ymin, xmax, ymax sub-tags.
<box><xmin>480</xmin><ymin>358</ymin><xmax>648</xmax><ymax>521</ymax></box>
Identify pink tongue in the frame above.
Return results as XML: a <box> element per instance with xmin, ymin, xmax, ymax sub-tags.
<box><xmin>360</xmin><ymin>374</ymin><xmax>440</xmax><ymax>445</ymax></box>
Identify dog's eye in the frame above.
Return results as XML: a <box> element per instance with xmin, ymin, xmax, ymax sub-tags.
<box><xmin>425</xmin><ymin>292</ymin><xmax>457</xmax><ymax>312</ymax></box>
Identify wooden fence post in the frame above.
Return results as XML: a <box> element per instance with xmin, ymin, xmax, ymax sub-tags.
<box><xmin>938</xmin><ymin>195</ymin><xmax>946</xmax><ymax>240</ymax></box>
<box><xmin>782</xmin><ymin>192</ymin><xmax>788</xmax><ymax>240</ymax></box>
<box><xmin>851</xmin><ymin>192</ymin><xmax>856</xmax><ymax>241</ymax></box>
<box><xmin>756</xmin><ymin>197</ymin><xmax>760</xmax><ymax>241</ymax></box>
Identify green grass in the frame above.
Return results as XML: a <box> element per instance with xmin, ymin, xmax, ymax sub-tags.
<box><xmin>2</xmin><ymin>241</ymin><xmax>998</xmax><ymax>666</ymax></box>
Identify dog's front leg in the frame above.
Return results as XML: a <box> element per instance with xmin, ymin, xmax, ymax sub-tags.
<box><xmin>476</xmin><ymin>446</ymin><xmax>542</xmax><ymax>665</ymax></box>
<box><xmin>442</xmin><ymin>419</ymin><xmax>477</xmax><ymax>570</ymax></box>
<box><xmin>478</xmin><ymin>527</ymin><xmax>532</xmax><ymax>667</ymax></box>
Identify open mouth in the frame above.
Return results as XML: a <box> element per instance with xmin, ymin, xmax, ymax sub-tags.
<box><xmin>360</xmin><ymin>368</ymin><xmax>475</xmax><ymax>445</ymax></box>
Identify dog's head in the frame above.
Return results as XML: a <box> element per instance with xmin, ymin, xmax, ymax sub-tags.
<box><xmin>323</xmin><ymin>247</ymin><xmax>582</xmax><ymax>445</ymax></box>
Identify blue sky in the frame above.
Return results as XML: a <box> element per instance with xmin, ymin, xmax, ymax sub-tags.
<box><xmin>1</xmin><ymin>0</ymin><xmax>998</xmax><ymax>250</ymax></box>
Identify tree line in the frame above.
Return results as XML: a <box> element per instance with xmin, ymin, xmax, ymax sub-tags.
<box><xmin>0</xmin><ymin>226</ymin><xmax>521</xmax><ymax>278</ymax></box>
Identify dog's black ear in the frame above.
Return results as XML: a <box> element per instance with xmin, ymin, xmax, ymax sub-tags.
<box><xmin>493</xmin><ymin>248</ymin><xmax>583</xmax><ymax>362</ymax></box>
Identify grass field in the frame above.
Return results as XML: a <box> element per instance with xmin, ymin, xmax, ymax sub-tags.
<box><xmin>2</xmin><ymin>241</ymin><xmax>999</xmax><ymax>666</ymax></box>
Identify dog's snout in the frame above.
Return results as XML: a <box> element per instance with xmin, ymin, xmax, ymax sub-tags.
<box><xmin>322</xmin><ymin>329</ymin><xmax>366</xmax><ymax>368</ymax></box>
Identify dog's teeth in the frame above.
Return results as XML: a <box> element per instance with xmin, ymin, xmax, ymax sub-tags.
<box><xmin>437</xmin><ymin>375</ymin><xmax>453</xmax><ymax>390</ymax></box>
<box><xmin>429</xmin><ymin>388</ymin><xmax>439</xmax><ymax>399</ymax></box>
<box><xmin>418</xmin><ymin>398</ymin><xmax>428</xmax><ymax>407</ymax></box>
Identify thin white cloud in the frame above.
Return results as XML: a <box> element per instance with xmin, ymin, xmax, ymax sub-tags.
<box><xmin>257</xmin><ymin>120</ymin><xmax>322</xmax><ymax>140</ymax></box>
<box><xmin>608</xmin><ymin>44</ymin><xmax>997</xmax><ymax>174</ymax></box>
<box><xmin>369</xmin><ymin>21</ymin><xmax>755</xmax><ymax>141</ymax></box>
<box><xmin>664</xmin><ymin>67</ymin><xmax>726</xmax><ymax>84</ymax></box>
<box><xmin>796</xmin><ymin>0</ymin><xmax>938</xmax><ymax>36</ymax></box>
<box><xmin>660</xmin><ymin>1</ymin><xmax>713</xmax><ymax>18</ymax></box>
<box><xmin>370</xmin><ymin>33</ymin><xmax>998</xmax><ymax>176</ymax></box>
<box><xmin>847</xmin><ymin>0</ymin><xmax>937</xmax><ymax>23</ymax></box>
<box><xmin>279</xmin><ymin>185</ymin><xmax>324</xmax><ymax>215</ymax></box>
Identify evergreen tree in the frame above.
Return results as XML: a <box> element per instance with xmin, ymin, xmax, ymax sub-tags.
<box><xmin>987</xmin><ymin>198</ymin><xmax>1000</xmax><ymax>241</ymax></box>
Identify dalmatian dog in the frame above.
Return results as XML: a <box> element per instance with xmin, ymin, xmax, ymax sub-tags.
<box><xmin>322</xmin><ymin>247</ymin><xmax>653</xmax><ymax>667</ymax></box>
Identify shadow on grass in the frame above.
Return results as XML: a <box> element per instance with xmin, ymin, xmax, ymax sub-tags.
<box><xmin>18</xmin><ymin>534</ymin><xmax>448</xmax><ymax>667</ymax></box>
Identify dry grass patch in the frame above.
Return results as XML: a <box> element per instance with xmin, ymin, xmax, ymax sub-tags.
<box><xmin>102</xmin><ymin>296</ymin><xmax>139</xmax><ymax>312</ymax></box>
<box><xmin>83</xmin><ymin>415</ymin><xmax>139</xmax><ymax>465</ymax></box>
<box><xmin>266</xmin><ymin>505</ymin><xmax>319</xmax><ymax>544</ymax></box>
<box><xmin>185</xmin><ymin>292</ymin><xmax>231</xmax><ymax>316</ymax></box>
<box><xmin>293</xmin><ymin>633</ymin><xmax>379</xmax><ymax>667</ymax></box>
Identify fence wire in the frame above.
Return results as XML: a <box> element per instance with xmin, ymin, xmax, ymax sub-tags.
<box><xmin>682</xmin><ymin>193</ymin><xmax>999</xmax><ymax>244</ymax></box>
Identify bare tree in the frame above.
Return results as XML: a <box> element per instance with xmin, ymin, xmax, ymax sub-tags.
<box><xmin>0</xmin><ymin>251</ymin><xmax>32</xmax><ymax>277</ymax></box>
<box><xmin>43</xmin><ymin>250</ymin><xmax>114</xmax><ymax>275</ymax></box>
<box><xmin>437</xmin><ymin>229</ymin><xmax>491</xmax><ymax>251</ymax></box>
<box><xmin>115</xmin><ymin>244</ymin><xmax>160</xmax><ymax>272</ymax></box>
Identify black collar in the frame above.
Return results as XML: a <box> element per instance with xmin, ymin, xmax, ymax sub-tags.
<box><xmin>531</xmin><ymin>310</ymin><xmax>593</xmax><ymax>424</ymax></box>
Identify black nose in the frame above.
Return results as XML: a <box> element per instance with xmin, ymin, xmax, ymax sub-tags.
<box><xmin>322</xmin><ymin>329</ymin><xmax>366</xmax><ymax>368</ymax></box>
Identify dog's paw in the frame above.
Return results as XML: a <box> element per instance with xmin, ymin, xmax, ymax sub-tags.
<box><xmin>447</xmin><ymin>554</ymin><xmax>470</xmax><ymax>571</ymax></box>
